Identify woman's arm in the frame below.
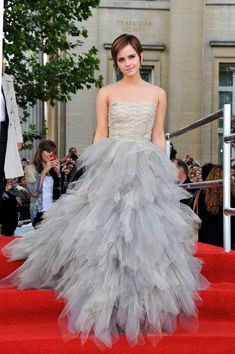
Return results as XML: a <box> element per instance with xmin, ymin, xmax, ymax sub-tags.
<box><xmin>37</xmin><ymin>156</ymin><xmax>59</xmax><ymax>190</ymax></box>
<box><xmin>151</xmin><ymin>88</ymin><xmax>167</xmax><ymax>151</ymax></box>
<box><xmin>93</xmin><ymin>87</ymin><xmax>109</xmax><ymax>144</ymax></box>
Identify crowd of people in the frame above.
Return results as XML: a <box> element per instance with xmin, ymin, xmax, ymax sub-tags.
<box><xmin>0</xmin><ymin>59</ymin><xmax>82</xmax><ymax>235</ymax></box>
<box><xmin>171</xmin><ymin>143</ymin><xmax>235</xmax><ymax>249</ymax></box>
<box><xmin>0</xmin><ymin>143</ymin><xmax>82</xmax><ymax>234</ymax></box>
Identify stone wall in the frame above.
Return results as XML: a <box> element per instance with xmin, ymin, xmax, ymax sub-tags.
<box><xmin>61</xmin><ymin>0</ymin><xmax>235</xmax><ymax>165</ymax></box>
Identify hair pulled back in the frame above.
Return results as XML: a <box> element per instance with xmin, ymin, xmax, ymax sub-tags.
<box><xmin>111</xmin><ymin>34</ymin><xmax>143</xmax><ymax>70</ymax></box>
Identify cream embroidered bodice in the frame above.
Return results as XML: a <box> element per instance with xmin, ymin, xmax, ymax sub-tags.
<box><xmin>108</xmin><ymin>102</ymin><xmax>156</xmax><ymax>143</ymax></box>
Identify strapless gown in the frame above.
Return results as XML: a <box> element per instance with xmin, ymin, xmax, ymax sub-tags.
<box><xmin>1</xmin><ymin>102</ymin><xmax>209</xmax><ymax>347</ymax></box>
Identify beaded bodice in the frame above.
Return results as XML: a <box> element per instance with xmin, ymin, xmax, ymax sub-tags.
<box><xmin>108</xmin><ymin>102</ymin><xmax>156</xmax><ymax>142</ymax></box>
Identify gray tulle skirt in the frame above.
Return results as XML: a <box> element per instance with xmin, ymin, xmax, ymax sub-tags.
<box><xmin>1</xmin><ymin>138</ymin><xmax>209</xmax><ymax>347</ymax></box>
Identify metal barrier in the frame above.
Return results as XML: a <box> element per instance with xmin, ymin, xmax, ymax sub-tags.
<box><xmin>179</xmin><ymin>179</ymin><xmax>223</xmax><ymax>190</ymax></box>
<box><xmin>166</xmin><ymin>104</ymin><xmax>234</xmax><ymax>252</ymax></box>
<box><xmin>223</xmin><ymin>104</ymin><xmax>235</xmax><ymax>252</ymax></box>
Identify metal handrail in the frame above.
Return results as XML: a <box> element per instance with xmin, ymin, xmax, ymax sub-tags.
<box><xmin>179</xmin><ymin>179</ymin><xmax>223</xmax><ymax>190</ymax></box>
<box><xmin>224</xmin><ymin>208</ymin><xmax>235</xmax><ymax>216</ymax></box>
<box><xmin>224</xmin><ymin>134</ymin><xmax>235</xmax><ymax>143</ymax></box>
<box><xmin>167</xmin><ymin>104</ymin><xmax>234</xmax><ymax>252</ymax></box>
<box><xmin>168</xmin><ymin>109</ymin><xmax>223</xmax><ymax>139</ymax></box>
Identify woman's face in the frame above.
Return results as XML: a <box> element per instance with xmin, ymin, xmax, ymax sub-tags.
<box><xmin>6</xmin><ymin>178</ymin><xmax>14</xmax><ymax>186</ymax></box>
<box><xmin>20</xmin><ymin>176</ymin><xmax>27</xmax><ymax>187</ymax></box>
<box><xmin>116</xmin><ymin>44</ymin><xmax>143</xmax><ymax>77</ymax></box>
<box><xmin>41</xmin><ymin>150</ymin><xmax>52</xmax><ymax>163</ymax></box>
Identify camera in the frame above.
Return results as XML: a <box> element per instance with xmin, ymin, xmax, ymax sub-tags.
<box><xmin>49</xmin><ymin>153</ymin><xmax>57</xmax><ymax>161</ymax></box>
<box><xmin>70</xmin><ymin>153</ymin><xmax>77</xmax><ymax>161</ymax></box>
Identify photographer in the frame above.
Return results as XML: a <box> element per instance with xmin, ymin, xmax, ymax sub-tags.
<box><xmin>184</xmin><ymin>153</ymin><xmax>200</xmax><ymax>169</ymax></box>
<box><xmin>60</xmin><ymin>147</ymin><xmax>79</xmax><ymax>166</ymax></box>
<box><xmin>61</xmin><ymin>162</ymin><xmax>74</xmax><ymax>194</ymax></box>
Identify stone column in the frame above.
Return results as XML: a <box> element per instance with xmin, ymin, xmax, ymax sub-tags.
<box><xmin>168</xmin><ymin>0</ymin><xmax>204</xmax><ymax>162</ymax></box>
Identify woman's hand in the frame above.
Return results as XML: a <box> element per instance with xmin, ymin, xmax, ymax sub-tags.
<box><xmin>52</xmin><ymin>159</ymin><xmax>61</xmax><ymax>177</ymax></box>
<box><xmin>42</xmin><ymin>159</ymin><xmax>54</xmax><ymax>175</ymax></box>
<box><xmin>43</xmin><ymin>158</ymin><xmax>61</xmax><ymax>177</ymax></box>
<box><xmin>40</xmin><ymin>158</ymin><xmax>61</xmax><ymax>188</ymax></box>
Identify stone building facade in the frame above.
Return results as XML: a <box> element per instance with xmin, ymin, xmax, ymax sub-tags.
<box><xmin>50</xmin><ymin>0</ymin><xmax>235</xmax><ymax>164</ymax></box>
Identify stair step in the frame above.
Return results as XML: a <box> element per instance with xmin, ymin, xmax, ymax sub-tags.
<box><xmin>0</xmin><ymin>320</ymin><xmax>235</xmax><ymax>354</ymax></box>
<box><xmin>1</xmin><ymin>239</ymin><xmax>235</xmax><ymax>283</ymax></box>
<box><xmin>199</xmin><ymin>282</ymin><xmax>235</xmax><ymax>319</ymax></box>
<box><xmin>0</xmin><ymin>283</ymin><xmax>235</xmax><ymax>323</ymax></box>
<box><xmin>0</xmin><ymin>289</ymin><xmax>63</xmax><ymax>322</ymax></box>
<box><xmin>1</xmin><ymin>239</ymin><xmax>235</xmax><ymax>353</ymax></box>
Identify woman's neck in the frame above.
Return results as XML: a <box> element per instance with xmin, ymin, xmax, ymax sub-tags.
<box><xmin>121</xmin><ymin>73</ymin><xmax>143</xmax><ymax>86</ymax></box>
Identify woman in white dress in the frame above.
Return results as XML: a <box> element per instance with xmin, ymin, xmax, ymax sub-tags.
<box><xmin>1</xmin><ymin>34</ymin><xmax>209</xmax><ymax>348</ymax></box>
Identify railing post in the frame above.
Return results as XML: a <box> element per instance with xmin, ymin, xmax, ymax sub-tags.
<box><xmin>165</xmin><ymin>132</ymin><xmax>171</xmax><ymax>158</ymax></box>
<box><xmin>223</xmin><ymin>104</ymin><xmax>231</xmax><ymax>252</ymax></box>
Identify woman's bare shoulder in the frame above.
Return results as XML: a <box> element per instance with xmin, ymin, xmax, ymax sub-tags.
<box><xmin>145</xmin><ymin>82</ymin><xmax>166</xmax><ymax>94</ymax></box>
<box><xmin>141</xmin><ymin>83</ymin><xmax>166</xmax><ymax>105</ymax></box>
<box><xmin>97</xmin><ymin>82</ymin><xmax>121</xmax><ymax>103</ymax></box>
<box><xmin>98</xmin><ymin>82</ymin><xmax>120</xmax><ymax>92</ymax></box>
<box><xmin>155</xmin><ymin>86</ymin><xmax>166</xmax><ymax>99</ymax></box>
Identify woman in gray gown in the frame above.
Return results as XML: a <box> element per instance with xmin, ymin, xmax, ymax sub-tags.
<box><xmin>1</xmin><ymin>34</ymin><xmax>209</xmax><ymax>348</ymax></box>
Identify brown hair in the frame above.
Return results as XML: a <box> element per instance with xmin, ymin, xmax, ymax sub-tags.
<box><xmin>205</xmin><ymin>165</ymin><xmax>235</xmax><ymax>215</ymax></box>
<box><xmin>175</xmin><ymin>159</ymin><xmax>188</xmax><ymax>175</ymax></box>
<box><xmin>33</xmin><ymin>140</ymin><xmax>57</xmax><ymax>173</ymax></box>
<box><xmin>111</xmin><ymin>34</ymin><xmax>143</xmax><ymax>70</ymax></box>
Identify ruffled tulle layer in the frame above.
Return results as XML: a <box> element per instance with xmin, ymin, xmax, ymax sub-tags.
<box><xmin>1</xmin><ymin>138</ymin><xmax>209</xmax><ymax>347</ymax></box>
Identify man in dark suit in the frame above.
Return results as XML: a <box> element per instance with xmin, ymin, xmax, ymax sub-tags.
<box><xmin>174</xmin><ymin>159</ymin><xmax>194</xmax><ymax>205</ymax></box>
<box><xmin>175</xmin><ymin>159</ymin><xmax>192</xmax><ymax>184</ymax></box>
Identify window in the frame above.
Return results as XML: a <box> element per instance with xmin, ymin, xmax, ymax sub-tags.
<box><xmin>218</xmin><ymin>63</ymin><xmax>235</xmax><ymax>163</ymax></box>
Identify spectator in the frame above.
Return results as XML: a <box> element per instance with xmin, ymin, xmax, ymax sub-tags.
<box><xmin>60</xmin><ymin>146</ymin><xmax>79</xmax><ymax>166</ymax></box>
<box><xmin>0</xmin><ymin>179</ymin><xmax>18</xmax><ymax>236</ymax></box>
<box><xmin>21</xmin><ymin>157</ymin><xmax>30</xmax><ymax>170</ymax></box>
<box><xmin>170</xmin><ymin>143</ymin><xmax>177</xmax><ymax>161</ymax></box>
<box><xmin>24</xmin><ymin>140</ymin><xmax>61</xmax><ymax>227</ymax></box>
<box><xmin>174</xmin><ymin>158</ymin><xmax>196</xmax><ymax>206</ymax></box>
<box><xmin>201</xmin><ymin>163</ymin><xmax>215</xmax><ymax>181</ymax></box>
<box><xmin>69</xmin><ymin>155</ymin><xmax>85</xmax><ymax>183</ymax></box>
<box><xmin>189</xmin><ymin>166</ymin><xmax>202</xmax><ymax>183</ymax></box>
<box><xmin>174</xmin><ymin>159</ymin><xmax>192</xmax><ymax>184</ymax></box>
<box><xmin>193</xmin><ymin>165</ymin><xmax>235</xmax><ymax>249</ymax></box>
<box><xmin>0</xmin><ymin>65</ymin><xmax>23</xmax><ymax>209</ymax></box>
<box><xmin>184</xmin><ymin>153</ymin><xmax>200</xmax><ymax>169</ymax></box>
<box><xmin>189</xmin><ymin>162</ymin><xmax>215</xmax><ymax>214</ymax></box>
<box><xmin>61</xmin><ymin>163</ymin><xmax>74</xmax><ymax>194</ymax></box>
<box><xmin>11</xmin><ymin>175</ymin><xmax>31</xmax><ymax>221</ymax></box>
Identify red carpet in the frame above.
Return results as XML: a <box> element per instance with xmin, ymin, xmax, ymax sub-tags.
<box><xmin>0</xmin><ymin>237</ymin><xmax>235</xmax><ymax>353</ymax></box>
